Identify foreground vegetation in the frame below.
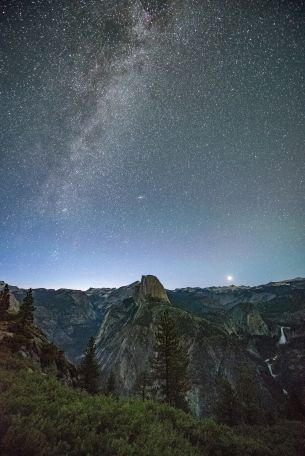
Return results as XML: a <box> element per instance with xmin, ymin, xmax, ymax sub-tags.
<box><xmin>0</xmin><ymin>354</ymin><xmax>304</xmax><ymax>456</ymax></box>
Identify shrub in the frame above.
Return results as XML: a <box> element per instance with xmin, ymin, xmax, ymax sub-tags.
<box><xmin>0</xmin><ymin>356</ymin><xmax>304</xmax><ymax>456</ymax></box>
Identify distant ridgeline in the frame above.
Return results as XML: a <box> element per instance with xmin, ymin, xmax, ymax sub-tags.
<box><xmin>1</xmin><ymin>276</ymin><xmax>305</xmax><ymax>420</ymax></box>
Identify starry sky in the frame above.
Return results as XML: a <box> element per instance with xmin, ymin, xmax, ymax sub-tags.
<box><xmin>0</xmin><ymin>0</ymin><xmax>304</xmax><ymax>290</ymax></box>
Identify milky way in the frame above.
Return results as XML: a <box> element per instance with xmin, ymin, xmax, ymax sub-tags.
<box><xmin>0</xmin><ymin>0</ymin><xmax>304</xmax><ymax>289</ymax></box>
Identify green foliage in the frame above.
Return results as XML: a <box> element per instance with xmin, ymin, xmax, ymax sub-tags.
<box><xmin>214</xmin><ymin>377</ymin><xmax>240</xmax><ymax>426</ymax></box>
<box><xmin>78</xmin><ymin>337</ymin><xmax>100</xmax><ymax>394</ymax></box>
<box><xmin>152</xmin><ymin>310</ymin><xmax>189</xmax><ymax>410</ymax></box>
<box><xmin>285</xmin><ymin>390</ymin><xmax>305</xmax><ymax>421</ymax></box>
<box><xmin>214</xmin><ymin>369</ymin><xmax>269</xmax><ymax>427</ymax></box>
<box><xmin>237</xmin><ymin>367</ymin><xmax>264</xmax><ymax>425</ymax></box>
<box><xmin>18</xmin><ymin>289</ymin><xmax>35</xmax><ymax>326</ymax></box>
<box><xmin>1</xmin><ymin>333</ymin><xmax>31</xmax><ymax>353</ymax></box>
<box><xmin>135</xmin><ymin>371</ymin><xmax>152</xmax><ymax>401</ymax></box>
<box><xmin>0</xmin><ymin>284</ymin><xmax>10</xmax><ymax>320</ymax></box>
<box><xmin>105</xmin><ymin>370</ymin><xmax>116</xmax><ymax>396</ymax></box>
<box><xmin>234</xmin><ymin>422</ymin><xmax>305</xmax><ymax>456</ymax></box>
<box><xmin>40</xmin><ymin>343</ymin><xmax>64</xmax><ymax>369</ymax></box>
<box><xmin>0</xmin><ymin>357</ymin><xmax>304</xmax><ymax>456</ymax></box>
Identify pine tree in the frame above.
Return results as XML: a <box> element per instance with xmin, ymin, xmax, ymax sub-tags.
<box><xmin>285</xmin><ymin>390</ymin><xmax>305</xmax><ymax>421</ymax></box>
<box><xmin>213</xmin><ymin>377</ymin><xmax>240</xmax><ymax>426</ymax></box>
<box><xmin>19</xmin><ymin>288</ymin><xmax>35</xmax><ymax>326</ymax></box>
<box><xmin>152</xmin><ymin>310</ymin><xmax>189</xmax><ymax>410</ymax></box>
<box><xmin>105</xmin><ymin>370</ymin><xmax>116</xmax><ymax>396</ymax></box>
<box><xmin>78</xmin><ymin>337</ymin><xmax>100</xmax><ymax>394</ymax></box>
<box><xmin>135</xmin><ymin>370</ymin><xmax>151</xmax><ymax>401</ymax></box>
<box><xmin>237</xmin><ymin>367</ymin><xmax>262</xmax><ymax>424</ymax></box>
<box><xmin>0</xmin><ymin>284</ymin><xmax>10</xmax><ymax>320</ymax></box>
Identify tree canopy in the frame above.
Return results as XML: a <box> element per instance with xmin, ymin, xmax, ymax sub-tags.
<box><xmin>152</xmin><ymin>309</ymin><xmax>189</xmax><ymax>410</ymax></box>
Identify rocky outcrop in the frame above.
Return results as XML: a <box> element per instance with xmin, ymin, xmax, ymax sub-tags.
<box><xmin>0</xmin><ymin>319</ymin><xmax>76</xmax><ymax>385</ymax></box>
<box><xmin>136</xmin><ymin>275</ymin><xmax>170</xmax><ymax>303</ymax></box>
<box><xmin>0</xmin><ymin>283</ymin><xmax>107</xmax><ymax>362</ymax></box>
<box><xmin>0</xmin><ymin>281</ymin><xmax>20</xmax><ymax>312</ymax></box>
<box><xmin>225</xmin><ymin>302</ymin><xmax>269</xmax><ymax>336</ymax></box>
<box><xmin>93</xmin><ymin>275</ymin><xmax>170</xmax><ymax>381</ymax></box>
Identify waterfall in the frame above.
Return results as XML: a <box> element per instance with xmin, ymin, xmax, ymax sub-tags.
<box><xmin>267</xmin><ymin>362</ymin><xmax>276</xmax><ymax>378</ymax></box>
<box><xmin>279</xmin><ymin>327</ymin><xmax>287</xmax><ymax>345</ymax></box>
<box><xmin>265</xmin><ymin>359</ymin><xmax>276</xmax><ymax>378</ymax></box>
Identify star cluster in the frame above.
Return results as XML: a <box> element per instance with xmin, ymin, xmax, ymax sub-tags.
<box><xmin>0</xmin><ymin>0</ymin><xmax>304</xmax><ymax>289</ymax></box>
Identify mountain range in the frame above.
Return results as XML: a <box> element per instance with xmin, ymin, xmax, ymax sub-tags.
<box><xmin>1</xmin><ymin>275</ymin><xmax>305</xmax><ymax>418</ymax></box>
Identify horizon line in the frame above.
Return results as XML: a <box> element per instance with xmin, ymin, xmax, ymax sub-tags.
<box><xmin>1</xmin><ymin>275</ymin><xmax>304</xmax><ymax>293</ymax></box>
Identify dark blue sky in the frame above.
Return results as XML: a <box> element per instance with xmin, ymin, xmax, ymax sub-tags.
<box><xmin>0</xmin><ymin>0</ymin><xmax>304</xmax><ymax>290</ymax></box>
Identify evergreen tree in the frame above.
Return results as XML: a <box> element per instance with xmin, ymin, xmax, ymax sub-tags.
<box><xmin>0</xmin><ymin>284</ymin><xmax>10</xmax><ymax>320</ymax></box>
<box><xmin>135</xmin><ymin>370</ymin><xmax>151</xmax><ymax>401</ymax></box>
<box><xmin>19</xmin><ymin>288</ymin><xmax>35</xmax><ymax>326</ymax></box>
<box><xmin>213</xmin><ymin>377</ymin><xmax>240</xmax><ymax>426</ymax></box>
<box><xmin>78</xmin><ymin>337</ymin><xmax>100</xmax><ymax>394</ymax></box>
<box><xmin>152</xmin><ymin>310</ymin><xmax>189</xmax><ymax>410</ymax></box>
<box><xmin>286</xmin><ymin>390</ymin><xmax>305</xmax><ymax>420</ymax></box>
<box><xmin>237</xmin><ymin>367</ymin><xmax>262</xmax><ymax>424</ymax></box>
<box><xmin>105</xmin><ymin>370</ymin><xmax>116</xmax><ymax>396</ymax></box>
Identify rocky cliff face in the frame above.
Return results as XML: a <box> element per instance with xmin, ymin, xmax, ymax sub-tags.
<box><xmin>94</xmin><ymin>275</ymin><xmax>170</xmax><ymax>379</ymax></box>
<box><xmin>0</xmin><ymin>319</ymin><xmax>76</xmax><ymax>385</ymax></box>
<box><xmin>94</xmin><ymin>290</ymin><xmax>278</xmax><ymax>417</ymax></box>
<box><xmin>0</xmin><ymin>283</ymin><xmax>109</xmax><ymax>362</ymax></box>
<box><xmin>94</xmin><ymin>276</ymin><xmax>305</xmax><ymax>417</ymax></box>
<box><xmin>136</xmin><ymin>275</ymin><xmax>170</xmax><ymax>303</ymax></box>
<box><xmin>94</xmin><ymin>275</ymin><xmax>170</xmax><ymax>390</ymax></box>
<box><xmin>224</xmin><ymin>302</ymin><xmax>269</xmax><ymax>336</ymax></box>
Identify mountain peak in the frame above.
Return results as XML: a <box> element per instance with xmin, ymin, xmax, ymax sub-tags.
<box><xmin>137</xmin><ymin>275</ymin><xmax>170</xmax><ymax>303</ymax></box>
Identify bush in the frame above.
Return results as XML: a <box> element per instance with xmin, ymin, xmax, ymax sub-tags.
<box><xmin>0</xmin><ymin>356</ymin><xmax>304</xmax><ymax>455</ymax></box>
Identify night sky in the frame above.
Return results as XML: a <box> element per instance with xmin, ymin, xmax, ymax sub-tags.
<box><xmin>1</xmin><ymin>0</ymin><xmax>304</xmax><ymax>290</ymax></box>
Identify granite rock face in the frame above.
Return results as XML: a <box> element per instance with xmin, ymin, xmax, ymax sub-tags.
<box><xmin>225</xmin><ymin>302</ymin><xmax>269</xmax><ymax>336</ymax></box>
<box><xmin>1</xmin><ymin>283</ymin><xmax>107</xmax><ymax>362</ymax></box>
<box><xmin>94</xmin><ymin>277</ymin><xmax>305</xmax><ymax>417</ymax></box>
<box><xmin>94</xmin><ymin>294</ymin><xmax>278</xmax><ymax>417</ymax></box>
<box><xmin>136</xmin><ymin>275</ymin><xmax>170</xmax><ymax>303</ymax></box>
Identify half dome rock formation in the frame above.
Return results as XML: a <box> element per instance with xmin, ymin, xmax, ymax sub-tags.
<box><xmin>136</xmin><ymin>275</ymin><xmax>170</xmax><ymax>303</ymax></box>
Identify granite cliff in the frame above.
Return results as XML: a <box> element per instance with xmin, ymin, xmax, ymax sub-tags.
<box><xmin>94</xmin><ymin>276</ymin><xmax>282</xmax><ymax>417</ymax></box>
<box><xmin>0</xmin><ymin>282</ymin><xmax>109</xmax><ymax>362</ymax></box>
<box><xmin>136</xmin><ymin>274</ymin><xmax>170</xmax><ymax>303</ymax></box>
